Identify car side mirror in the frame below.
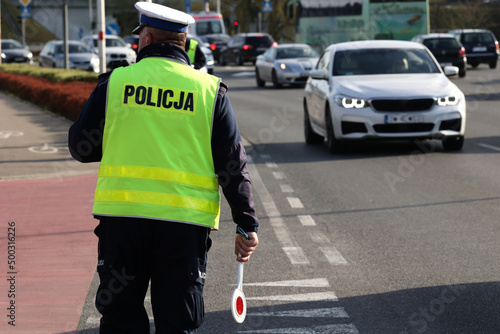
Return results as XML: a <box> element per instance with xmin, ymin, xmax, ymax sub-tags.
<box><xmin>443</xmin><ymin>65</ymin><xmax>459</xmax><ymax>77</ymax></box>
<box><xmin>309</xmin><ymin>69</ymin><xmax>328</xmax><ymax>80</ymax></box>
<box><xmin>126</xmin><ymin>43</ymin><xmax>132</xmax><ymax>48</ymax></box>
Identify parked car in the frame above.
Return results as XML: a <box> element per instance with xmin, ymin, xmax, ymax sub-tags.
<box><xmin>81</xmin><ymin>34</ymin><xmax>136</xmax><ymax>70</ymax></box>
<box><xmin>187</xmin><ymin>34</ymin><xmax>215</xmax><ymax>75</ymax></box>
<box><xmin>219</xmin><ymin>33</ymin><xmax>276</xmax><ymax>66</ymax></box>
<box><xmin>123</xmin><ymin>34</ymin><xmax>139</xmax><ymax>54</ymax></box>
<box><xmin>255</xmin><ymin>43</ymin><xmax>319</xmax><ymax>88</ymax></box>
<box><xmin>448</xmin><ymin>29</ymin><xmax>499</xmax><ymax>69</ymax></box>
<box><xmin>200</xmin><ymin>33</ymin><xmax>230</xmax><ymax>63</ymax></box>
<box><xmin>303</xmin><ymin>40</ymin><xmax>466</xmax><ymax>153</ymax></box>
<box><xmin>411</xmin><ymin>33</ymin><xmax>467</xmax><ymax>77</ymax></box>
<box><xmin>39</xmin><ymin>40</ymin><xmax>100</xmax><ymax>72</ymax></box>
<box><xmin>1</xmin><ymin>39</ymin><xmax>33</xmax><ymax>64</ymax></box>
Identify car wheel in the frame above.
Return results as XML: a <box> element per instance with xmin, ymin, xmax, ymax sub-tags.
<box><xmin>489</xmin><ymin>60</ymin><xmax>497</xmax><ymax>69</ymax></box>
<box><xmin>255</xmin><ymin>68</ymin><xmax>265</xmax><ymax>87</ymax></box>
<box><xmin>236</xmin><ymin>53</ymin><xmax>243</xmax><ymax>66</ymax></box>
<box><xmin>442</xmin><ymin>135</ymin><xmax>464</xmax><ymax>151</ymax></box>
<box><xmin>219</xmin><ymin>54</ymin><xmax>226</xmax><ymax>66</ymax></box>
<box><xmin>325</xmin><ymin>105</ymin><xmax>346</xmax><ymax>153</ymax></box>
<box><xmin>470</xmin><ymin>62</ymin><xmax>479</xmax><ymax>68</ymax></box>
<box><xmin>459</xmin><ymin>67</ymin><xmax>466</xmax><ymax>78</ymax></box>
<box><xmin>272</xmin><ymin>70</ymin><xmax>281</xmax><ymax>88</ymax></box>
<box><xmin>304</xmin><ymin>100</ymin><xmax>323</xmax><ymax>145</ymax></box>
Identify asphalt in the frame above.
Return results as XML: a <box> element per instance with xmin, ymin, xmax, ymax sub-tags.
<box><xmin>0</xmin><ymin>91</ymin><xmax>99</xmax><ymax>334</ymax></box>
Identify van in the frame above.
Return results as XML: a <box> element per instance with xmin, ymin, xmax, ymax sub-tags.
<box><xmin>188</xmin><ymin>12</ymin><xmax>226</xmax><ymax>36</ymax></box>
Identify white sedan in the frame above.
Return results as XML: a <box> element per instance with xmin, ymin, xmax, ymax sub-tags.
<box><xmin>304</xmin><ymin>40</ymin><xmax>466</xmax><ymax>153</ymax></box>
<box><xmin>255</xmin><ymin>44</ymin><xmax>319</xmax><ymax>88</ymax></box>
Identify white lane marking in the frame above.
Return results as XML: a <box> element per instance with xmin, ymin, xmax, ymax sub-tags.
<box><xmin>478</xmin><ymin>143</ymin><xmax>500</xmax><ymax>152</ymax></box>
<box><xmin>266</xmin><ymin>161</ymin><xmax>278</xmax><ymax>168</ymax></box>
<box><xmin>233</xmin><ymin>71</ymin><xmax>256</xmax><ymax>77</ymax></box>
<box><xmin>320</xmin><ymin>246</ymin><xmax>348</xmax><ymax>265</ymax></box>
<box><xmin>245</xmin><ymin>278</ymin><xmax>329</xmax><ymax>288</ymax></box>
<box><xmin>28</xmin><ymin>143</ymin><xmax>59</xmax><ymax>154</ymax></box>
<box><xmin>273</xmin><ymin>171</ymin><xmax>286</xmax><ymax>180</ymax></box>
<box><xmin>247</xmin><ymin>291</ymin><xmax>338</xmax><ymax>302</ymax></box>
<box><xmin>287</xmin><ymin>197</ymin><xmax>304</xmax><ymax>208</ymax></box>
<box><xmin>248</xmin><ymin>307</ymin><xmax>349</xmax><ymax>318</ymax></box>
<box><xmin>247</xmin><ymin>157</ymin><xmax>309</xmax><ymax>265</ymax></box>
<box><xmin>280</xmin><ymin>184</ymin><xmax>294</xmax><ymax>193</ymax></box>
<box><xmin>310</xmin><ymin>231</ymin><xmax>330</xmax><ymax>244</ymax></box>
<box><xmin>298</xmin><ymin>214</ymin><xmax>316</xmax><ymax>226</ymax></box>
<box><xmin>237</xmin><ymin>324</ymin><xmax>359</xmax><ymax>334</ymax></box>
<box><xmin>283</xmin><ymin>246</ymin><xmax>310</xmax><ymax>264</ymax></box>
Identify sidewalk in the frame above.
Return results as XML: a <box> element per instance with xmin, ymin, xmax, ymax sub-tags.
<box><xmin>0</xmin><ymin>92</ymin><xmax>99</xmax><ymax>333</ymax></box>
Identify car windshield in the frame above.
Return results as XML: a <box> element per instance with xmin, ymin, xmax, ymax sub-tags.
<box><xmin>276</xmin><ymin>46</ymin><xmax>318</xmax><ymax>59</ymax></box>
<box><xmin>54</xmin><ymin>43</ymin><xmax>92</xmax><ymax>54</ymax></box>
<box><xmin>194</xmin><ymin>21</ymin><xmax>223</xmax><ymax>35</ymax></box>
<box><xmin>333</xmin><ymin>48</ymin><xmax>441</xmax><ymax>76</ymax></box>
<box><xmin>2</xmin><ymin>40</ymin><xmax>24</xmax><ymax>50</ymax></box>
<box><xmin>423</xmin><ymin>38</ymin><xmax>461</xmax><ymax>50</ymax></box>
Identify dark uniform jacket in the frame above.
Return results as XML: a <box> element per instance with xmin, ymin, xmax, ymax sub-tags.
<box><xmin>185</xmin><ymin>38</ymin><xmax>207</xmax><ymax>70</ymax></box>
<box><xmin>68</xmin><ymin>42</ymin><xmax>259</xmax><ymax>233</ymax></box>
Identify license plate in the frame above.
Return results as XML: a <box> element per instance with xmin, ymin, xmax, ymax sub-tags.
<box><xmin>15</xmin><ymin>57</ymin><xmax>24</xmax><ymax>62</ymax></box>
<box><xmin>385</xmin><ymin>114</ymin><xmax>423</xmax><ymax>124</ymax></box>
<box><xmin>257</xmin><ymin>47</ymin><xmax>267</xmax><ymax>52</ymax></box>
<box><xmin>472</xmin><ymin>46</ymin><xmax>487</xmax><ymax>52</ymax></box>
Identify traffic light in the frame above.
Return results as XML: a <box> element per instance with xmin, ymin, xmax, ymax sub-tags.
<box><xmin>233</xmin><ymin>20</ymin><xmax>239</xmax><ymax>27</ymax></box>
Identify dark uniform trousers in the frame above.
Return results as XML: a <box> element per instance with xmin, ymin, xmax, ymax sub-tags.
<box><xmin>94</xmin><ymin>216</ymin><xmax>212</xmax><ymax>334</ymax></box>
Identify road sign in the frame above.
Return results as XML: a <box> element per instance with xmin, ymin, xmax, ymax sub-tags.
<box><xmin>262</xmin><ymin>0</ymin><xmax>272</xmax><ymax>13</ymax></box>
<box><xmin>19</xmin><ymin>0</ymin><xmax>31</xmax><ymax>7</ymax></box>
<box><xmin>106</xmin><ymin>23</ymin><xmax>120</xmax><ymax>36</ymax></box>
<box><xmin>20</xmin><ymin>6</ymin><xmax>31</xmax><ymax>19</ymax></box>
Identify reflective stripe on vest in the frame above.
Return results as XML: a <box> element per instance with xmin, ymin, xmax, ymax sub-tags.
<box><xmin>93</xmin><ymin>57</ymin><xmax>221</xmax><ymax>229</ymax></box>
<box><xmin>187</xmin><ymin>39</ymin><xmax>198</xmax><ymax>64</ymax></box>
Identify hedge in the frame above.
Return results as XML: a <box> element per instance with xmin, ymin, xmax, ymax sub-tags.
<box><xmin>0</xmin><ymin>64</ymin><xmax>98</xmax><ymax>121</ymax></box>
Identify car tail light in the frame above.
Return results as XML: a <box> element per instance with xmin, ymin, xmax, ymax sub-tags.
<box><xmin>458</xmin><ymin>47</ymin><xmax>465</xmax><ymax>57</ymax></box>
<box><xmin>242</xmin><ymin>44</ymin><xmax>254</xmax><ymax>50</ymax></box>
<box><xmin>495</xmin><ymin>41</ymin><xmax>499</xmax><ymax>53</ymax></box>
<box><xmin>132</xmin><ymin>44</ymin><xmax>138</xmax><ymax>50</ymax></box>
<box><xmin>271</xmin><ymin>42</ymin><xmax>278</xmax><ymax>47</ymax></box>
<box><xmin>210</xmin><ymin>44</ymin><xmax>216</xmax><ymax>51</ymax></box>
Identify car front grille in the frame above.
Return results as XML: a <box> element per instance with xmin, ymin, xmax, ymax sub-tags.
<box><xmin>371</xmin><ymin>99</ymin><xmax>435</xmax><ymax>112</ymax></box>
<box><xmin>374</xmin><ymin>123</ymin><xmax>434</xmax><ymax>133</ymax></box>
<box><xmin>110</xmin><ymin>54</ymin><xmax>126</xmax><ymax>59</ymax></box>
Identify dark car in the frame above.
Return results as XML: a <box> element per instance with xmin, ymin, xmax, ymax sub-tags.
<box><xmin>123</xmin><ymin>34</ymin><xmax>139</xmax><ymax>54</ymax></box>
<box><xmin>200</xmin><ymin>33</ymin><xmax>230</xmax><ymax>63</ymax></box>
<box><xmin>219</xmin><ymin>33</ymin><xmax>276</xmax><ymax>66</ymax></box>
<box><xmin>1</xmin><ymin>39</ymin><xmax>33</xmax><ymax>64</ymax></box>
<box><xmin>448</xmin><ymin>29</ymin><xmax>499</xmax><ymax>69</ymax></box>
<box><xmin>411</xmin><ymin>33</ymin><xmax>467</xmax><ymax>77</ymax></box>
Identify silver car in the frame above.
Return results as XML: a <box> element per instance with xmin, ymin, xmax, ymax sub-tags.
<box><xmin>81</xmin><ymin>35</ymin><xmax>136</xmax><ymax>70</ymax></box>
<box><xmin>39</xmin><ymin>40</ymin><xmax>99</xmax><ymax>72</ymax></box>
<box><xmin>304</xmin><ymin>40</ymin><xmax>466</xmax><ymax>153</ymax></box>
<box><xmin>255</xmin><ymin>44</ymin><xmax>319</xmax><ymax>88</ymax></box>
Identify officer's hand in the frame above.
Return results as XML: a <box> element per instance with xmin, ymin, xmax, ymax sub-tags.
<box><xmin>235</xmin><ymin>232</ymin><xmax>258</xmax><ymax>263</ymax></box>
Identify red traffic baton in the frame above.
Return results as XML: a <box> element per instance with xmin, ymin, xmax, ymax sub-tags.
<box><xmin>231</xmin><ymin>227</ymin><xmax>249</xmax><ymax>323</ymax></box>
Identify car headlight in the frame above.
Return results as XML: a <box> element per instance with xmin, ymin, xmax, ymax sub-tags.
<box><xmin>335</xmin><ymin>96</ymin><xmax>367</xmax><ymax>109</ymax></box>
<box><xmin>129</xmin><ymin>51</ymin><xmax>136</xmax><ymax>57</ymax></box>
<box><xmin>1</xmin><ymin>53</ymin><xmax>5</xmax><ymax>59</ymax></box>
<box><xmin>279</xmin><ymin>63</ymin><xmax>292</xmax><ymax>71</ymax></box>
<box><xmin>27</xmin><ymin>52</ymin><xmax>33</xmax><ymax>59</ymax></box>
<box><xmin>436</xmin><ymin>96</ymin><xmax>459</xmax><ymax>106</ymax></box>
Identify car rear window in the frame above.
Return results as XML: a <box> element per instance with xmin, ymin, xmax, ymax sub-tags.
<box><xmin>423</xmin><ymin>38</ymin><xmax>461</xmax><ymax>49</ymax></box>
<box><xmin>246</xmin><ymin>36</ymin><xmax>273</xmax><ymax>47</ymax></box>
<box><xmin>462</xmin><ymin>32</ymin><xmax>494</xmax><ymax>43</ymax></box>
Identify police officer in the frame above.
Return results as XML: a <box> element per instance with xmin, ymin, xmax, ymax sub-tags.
<box><xmin>68</xmin><ymin>2</ymin><xmax>259</xmax><ymax>333</ymax></box>
<box><xmin>185</xmin><ymin>30</ymin><xmax>206</xmax><ymax>70</ymax></box>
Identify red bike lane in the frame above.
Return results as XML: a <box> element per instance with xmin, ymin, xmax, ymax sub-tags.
<box><xmin>0</xmin><ymin>92</ymin><xmax>99</xmax><ymax>333</ymax></box>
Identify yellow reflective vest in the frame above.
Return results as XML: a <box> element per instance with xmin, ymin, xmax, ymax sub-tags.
<box><xmin>93</xmin><ymin>57</ymin><xmax>221</xmax><ymax>229</ymax></box>
<box><xmin>187</xmin><ymin>39</ymin><xmax>198</xmax><ymax>64</ymax></box>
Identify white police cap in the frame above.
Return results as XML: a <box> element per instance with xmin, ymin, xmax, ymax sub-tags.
<box><xmin>132</xmin><ymin>2</ymin><xmax>195</xmax><ymax>34</ymax></box>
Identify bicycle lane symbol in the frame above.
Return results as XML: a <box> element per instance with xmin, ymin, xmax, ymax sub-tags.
<box><xmin>28</xmin><ymin>143</ymin><xmax>68</xmax><ymax>154</ymax></box>
<box><xmin>0</xmin><ymin>131</ymin><xmax>24</xmax><ymax>139</ymax></box>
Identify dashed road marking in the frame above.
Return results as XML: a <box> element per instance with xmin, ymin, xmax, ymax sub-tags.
<box><xmin>248</xmin><ymin>307</ymin><xmax>349</xmax><ymax>318</ymax></box>
<box><xmin>237</xmin><ymin>324</ymin><xmax>359</xmax><ymax>333</ymax></box>
<box><xmin>245</xmin><ymin>278</ymin><xmax>329</xmax><ymax>287</ymax></box>
<box><xmin>273</xmin><ymin>171</ymin><xmax>286</xmax><ymax>180</ymax></box>
<box><xmin>298</xmin><ymin>214</ymin><xmax>316</xmax><ymax>226</ymax></box>
<box><xmin>266</xmin><ymin>161</ymin><xmax>279</xmax><ymax>168</ymax></box>
<box><xmin>287</xmin><ymin>196</ymin><xmax>304</xmax><ymax>208</ymax></box>
<box><xmin>247</xmin><ymin>156</ymin><xmax>309</xmax><ymax>265</ymax></box>
<box><xmin>280</xmin><ymin>184</ymin><xmax>294</xmax><ymax>193</ymax></box>
<box><xmin>320</xmin><ymin>246</ymin><xmax>349</xmax><ymax>265</ymax></box>
<box><xmin>247</xmin><ymin>291</ymin><xmax>338</xmax><ymax>302</ymax></box>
